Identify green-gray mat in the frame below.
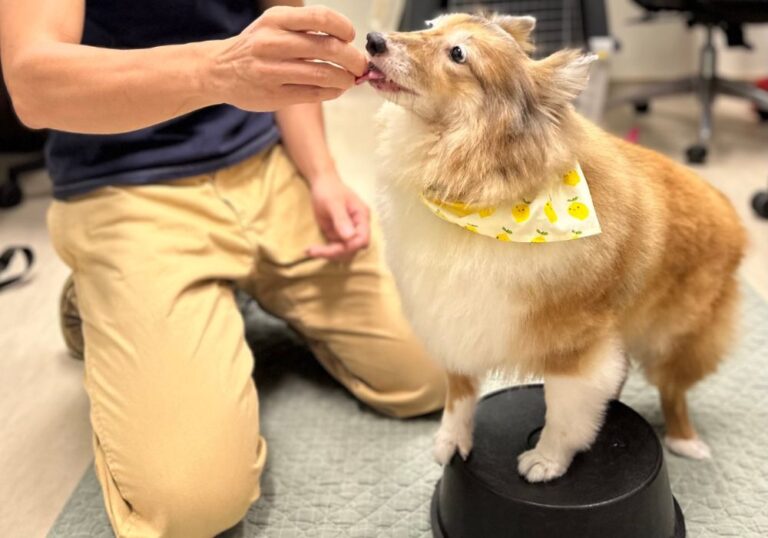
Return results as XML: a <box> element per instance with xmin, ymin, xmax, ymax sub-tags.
<box><xmin>49</xmin><ymin>287</ymin><xmax>768</xmax><ymax>537</ymax></box>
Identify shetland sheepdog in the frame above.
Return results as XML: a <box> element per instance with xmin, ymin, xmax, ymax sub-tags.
<box><xmin>359</xmin><ymin>13</ymin><xmax>745</xmax><ymax>482</ymax></box>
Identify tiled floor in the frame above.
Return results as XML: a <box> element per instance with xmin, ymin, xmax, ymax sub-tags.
<box><xmin>0</xmin><ymin>86</ymin><xmax>766</xmax><ymax>537</ymax></box>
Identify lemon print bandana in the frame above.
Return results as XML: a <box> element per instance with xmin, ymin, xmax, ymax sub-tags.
<box><xmin>420</xmin><ymin>164</ymin><xmax>601</xmax><ymax>243</ymax></box>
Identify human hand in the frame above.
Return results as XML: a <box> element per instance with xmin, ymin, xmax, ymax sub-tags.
<box><xmin>209</xmin><ymin>5</ymin><xmax>368</xmax><ymax>111</ymax></box>
<box><xmin>307</xmin><ymin>176</ymin><xmax>371</xmax><ymax>260</ymax></box>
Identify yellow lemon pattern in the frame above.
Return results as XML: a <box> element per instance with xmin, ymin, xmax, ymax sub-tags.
<box><xmin>531</xmin><ymin>230</ymin><xmax>549</xmax><ymax>243</ymax></box>
<box><xmin>436</xmin><ymin>200</ymin><xmax>475</xmax><ymax>217</ymax></box>
<box><xmin>567</xmin><ymin>197</ymin><xmax>590</xmax><ymax>220</ymax></box>
<box><xmin>544</xmin><ymin>200</ymin><xmax>558</xmax><ymax>223</ymax></box>
<box><xmin>429</xmin><ymin>199</ymin><xmax>497</xmax><ymax>219</ymax></box>
<box><xmin>420</xmin><ymin>163</ymin><xmax>600</xmax><ymax>243</ymax></box>
<box><xmin>512</xmin><ymin>201</ymin><xmax>531</xmax><ymax>223</ymax></box>
<box><xmin>563</xmin><ymin>169</ymin><xmax>581</xmax><ymax>186</ymax></box>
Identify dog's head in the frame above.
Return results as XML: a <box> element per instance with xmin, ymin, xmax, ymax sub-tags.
<box><xmin>361</xmin><ymin>13</ymin><xmax>596</xmax><ymax>129</ymax></box>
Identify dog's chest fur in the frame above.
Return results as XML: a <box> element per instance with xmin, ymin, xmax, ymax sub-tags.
<box><xmin>375</xmin><ymin>105</ymin><xmax>587</xmax><ymax>376</ymax></box>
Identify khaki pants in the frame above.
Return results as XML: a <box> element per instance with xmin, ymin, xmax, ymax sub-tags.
<box><xmin>47</xmin><ymin>145</ymin><xmax>445</xmax><ymax>538</ymax></box>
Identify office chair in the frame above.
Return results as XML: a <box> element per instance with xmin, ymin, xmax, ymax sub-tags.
<box><xmin>609</xmin><ymin>0</ymin><xmax>768</xmax><ymax>164</ymax></box>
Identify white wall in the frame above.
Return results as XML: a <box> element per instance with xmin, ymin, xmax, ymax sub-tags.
<box><xmin>608</xmin><ymin>0</ymin><xmax>768</xmax><ymax>81</ymax></box>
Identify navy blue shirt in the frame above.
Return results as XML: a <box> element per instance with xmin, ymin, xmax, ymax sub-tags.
<box><xmin>47</xmin><ymin>0</ymin><xmax>280</xmax><ymax>199</ymax></box>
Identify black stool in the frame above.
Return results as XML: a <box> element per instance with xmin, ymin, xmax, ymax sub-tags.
<box><xmin>431</xmin><ymin>385</ymin><xmax>685</xmax><ymax>538</ymax></box>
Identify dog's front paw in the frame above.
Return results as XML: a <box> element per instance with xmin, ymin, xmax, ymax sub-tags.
<box><xmin>664</xmin><ymin>436</ymin><xmax>712</xmax><ymax>460</ymax></box>
<box><xmin>433</xmin><ymin>424</ymin><xmax>473</xmax><ymax>465</ymax></box>
<box><xmin>517</xmin><ymin>449</ymin><xmax>568</xmax><ymax>483</ymax></box>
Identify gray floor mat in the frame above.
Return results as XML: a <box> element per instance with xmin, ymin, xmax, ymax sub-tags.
<box><xmin>49</xmin><ymin>287</ymin><xmax>768</xmax><ymax>537</ymax></box>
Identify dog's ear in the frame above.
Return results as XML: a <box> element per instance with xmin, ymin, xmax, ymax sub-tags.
<box><xmin>534</xmin><ymin>50</ymin><xmax>597</xmax><ymax>116</ymax></box>
<box><xmin>491</xmin><ymin>15</ymin><xmax>536</xmax><ymax>52</ymax></box>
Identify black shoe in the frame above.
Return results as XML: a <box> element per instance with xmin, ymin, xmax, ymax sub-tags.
<box><xmin>59</xmin><ymin>275</ymin><xmax>84</xmax><ymax>360</ymax></box>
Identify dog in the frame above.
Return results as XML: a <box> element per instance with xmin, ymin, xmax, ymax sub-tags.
<box><xmin>359</xmin><ymin>13</ymin><xmax>746</xmax><ymax>482</ymax></box>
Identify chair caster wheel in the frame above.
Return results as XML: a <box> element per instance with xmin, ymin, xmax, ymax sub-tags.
<box><xmin>633</xmin><ymin>102</ymin><xmax>650</xmax><ymax>114</ymax></box>
<box><xmin>686</xmin><ymin>145</ymin><xmax>708</xmax><ymax>164</ymax></box>
<box><xmin>0</xmin><ymin>180</ymin><xmax>23</xmax><ymax>209</ymax></box>
<box><xmin>752</xmin><ymin>191</ymin><xmax>768</xmax><ymax>219</ymax></box>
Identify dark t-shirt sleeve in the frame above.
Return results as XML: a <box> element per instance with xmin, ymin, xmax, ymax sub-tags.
<box><xmin>47</xmin><ymin>0</ymin><xmax>279</xmax><ymax>199</ymax></box>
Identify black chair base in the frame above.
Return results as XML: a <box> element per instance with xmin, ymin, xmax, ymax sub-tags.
<box><xmin>0</xmin><ymin>156</ymin><xmax>45</xmax><ymax>209</ymax></box>
<box><xmin>609</xmin><ymin>24</ymin><xmax>768</xmax><ymax>165</ymax></box>
<box><xmin>753</xmin><ymin>190</ymin><xmax>768</xmax><ymax>219</ymax></box>
<box><xmin>685</xmin><ymin>144</ymin><xmax>708</xmax><ymax>165</ymax></box>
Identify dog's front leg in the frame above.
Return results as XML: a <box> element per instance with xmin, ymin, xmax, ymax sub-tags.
<box><xmin>434</xmin><ymin>372</ymin><xmax>480</xmax><ymax>464</ymax></box>
<box><xmin>518</xmin><ymin>338</ymin><xmax>627</xmax><ymax>483</ymax></box>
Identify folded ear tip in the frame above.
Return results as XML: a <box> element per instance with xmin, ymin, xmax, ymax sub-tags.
<box><xmin>518</xmin><ymin>15</ymin><xmax>537</xmax><ymax>33</ymax></box>
<box><xmin>491</xmin><ymin>14</ymin><xmax>537</xmax><ymax>41</ymax></box>
<box><xmin>565</xmin><ymin>50</ymin><xmax>599</xmax><ymax>66</ymax></box>
<box><xmin>499</xmin><ymin>14</ymin><xmax>537</xmax><ymax>29</ymax></box>
<box><xmin>575</xmin><ymin>53</ymin><xmax>599</xmax><ymax>71</ymax></box>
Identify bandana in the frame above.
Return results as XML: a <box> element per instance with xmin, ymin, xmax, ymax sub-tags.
<box><xmin>420</xmin><ymin>164</ymin><xmax>601</xmax><ymax>243</ymax></box>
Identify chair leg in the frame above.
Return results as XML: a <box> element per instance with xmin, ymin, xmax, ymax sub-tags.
<box><xmin>698</xmin><ymin>80</ymin><xmax>714</xmax><ymax>146</ymax></box>
<box><xmin>686</xmin><ymin>77</ymin><xmax>714</xmax><ymax>164</ymax></box>
<box><xmin>716</xmin><ymin>79</ymin><xmax>768</xmax><ymax>110</ymax></box>
<box><xmin>8</xmin><ymin>157</ymin><xmax>46</xmax><ymax>183</ymax></box>
<box><xmin>0</xmin><ymin>156</ymin><xmax>45</xmax><ymax>209</ymax></box>
<box><xmin>686</xmin><ymin>25</ymin><xmax>717</xmax><ymax>165</ymax></box>
<box><xmin>0</xmin><ymin>176</ymin><xmax>23</xmax><ymax>208</ymax></box>
<box><xmin>607</xmin><ymin>78</ymin><xmax>695</xmax><ymax>109</ymax></box>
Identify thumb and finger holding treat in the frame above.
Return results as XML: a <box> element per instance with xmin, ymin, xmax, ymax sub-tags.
<box><xmin>273</xmin><ymin>5</ymin><xmax>368</xmax><ymax>81</ymax></box>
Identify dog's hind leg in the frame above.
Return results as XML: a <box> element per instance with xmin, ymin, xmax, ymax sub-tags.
<box><xmin>651</xmin><ymin>337</ymin><xmax>721</xmax><ymax>460</ymax></box>
<box><xmin>645</xmin><ymin>278</ymin><xmax>738</xmax><ymax>460</ymax></box>
<box><xmin>518</xmin><ymin>336</ymin><xmax>627</xmax><ymax>483</ymax></box>
<box><xmin>649</xmin><ymin>331</ymin><xmax>729</xmax><ymax>460</ymax></box>
<box><xmin>433</xmin><ymin>372</ymin><xmax>480</xmax><ymax>465</ymax></box>
<box><xmin>658</xmin><ymin>383</ymin><xmax>711</xmax><ymax>459</ymax></box>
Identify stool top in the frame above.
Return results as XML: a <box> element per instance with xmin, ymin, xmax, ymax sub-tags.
<box><xmin>462</xmin><ymin>385</ymin><xmax>662</xmax><ymax>508</ymax></box>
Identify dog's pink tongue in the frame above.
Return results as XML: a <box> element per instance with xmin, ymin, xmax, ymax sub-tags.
<box><xmin>355</xmin><ymin>67</ymin><xmax>386</xmax><ymax>86</ymax></box>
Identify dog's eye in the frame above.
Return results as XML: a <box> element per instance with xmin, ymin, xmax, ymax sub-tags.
<box><xmin>450</xmin><ymin>45</ymin><xmax>467</xmax><ymax>64</ymax></box>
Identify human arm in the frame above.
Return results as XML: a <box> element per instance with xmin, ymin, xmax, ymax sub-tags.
<box><xmin>0</xmin><ymin>0</ymin><xmax>367</xmax><ymax>134</ymax></box>
<box><xmin>267</xmin><ymin>0</ymin><xmax>370</xmax><ymax>260</ymax></box>
<box><xmin>276</xmin><ymin>102</ymin><xmax>370</xmax><ymax>260</ymax></box>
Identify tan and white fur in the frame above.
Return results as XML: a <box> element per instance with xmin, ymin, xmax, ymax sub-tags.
<box><xmin>367</xmin><ymin>14</ymin><xmax>746</xmax><ymax>482</ymax></box>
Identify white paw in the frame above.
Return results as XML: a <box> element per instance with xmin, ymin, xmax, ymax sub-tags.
<box><xmin>433</xmin><ymin>424</ymin><xmax>473</xmax><ymax>465</ymax></box>
<box><xmin>664</xmin><ymin>436</ymin><xmax>712</xmax><ymax>460</ymax></box>
<box><xmin>517</xmin><ymin>449</ymin><xmax>568</xmax><ymax>483</ymax></box>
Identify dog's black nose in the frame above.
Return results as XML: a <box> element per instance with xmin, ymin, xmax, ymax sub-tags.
<box><xmin>366</xmin><ymin>32</ymin><xmax>388</xmax><ymax>56</ymax></box>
